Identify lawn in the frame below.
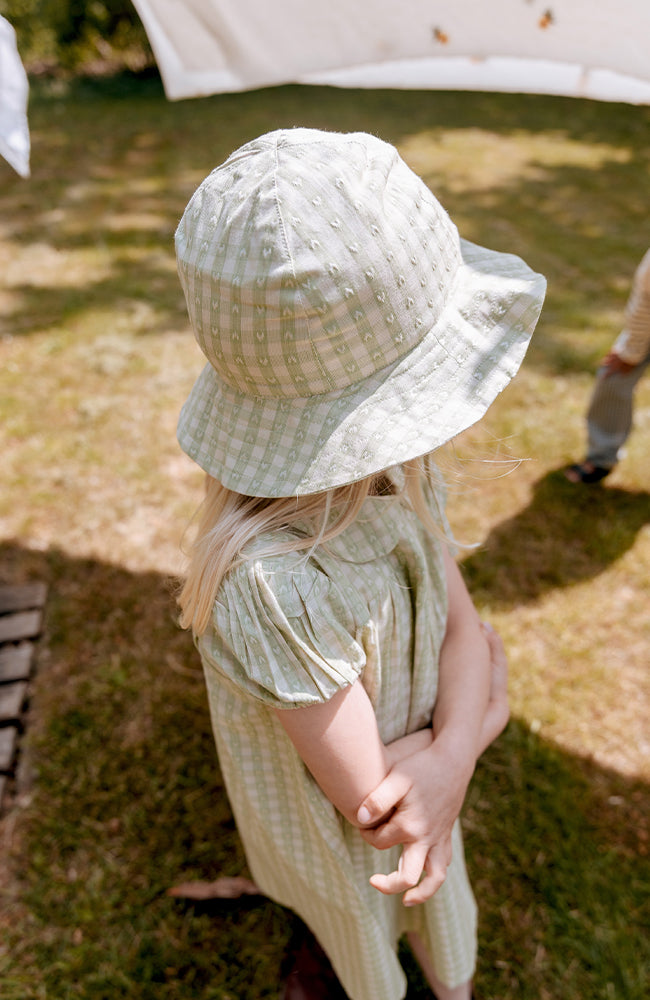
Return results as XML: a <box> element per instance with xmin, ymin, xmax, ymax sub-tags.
<box><xmin>0</xmin><ymin>70</ymin><xmax>648</xmax><ymax>999</ymax></box>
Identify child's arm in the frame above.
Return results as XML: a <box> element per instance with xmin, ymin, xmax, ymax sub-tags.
<box><xmin>272</xmin><ymin>548</ymin><xmax>507</xmax><ymax>905</ymax></box>
<box><xmin>384</xmin><ymin>626</ymin><xmax>508</xmax><ymax>767</ymax></box>
<box><xmin>356</xmin><ymin>548</ymin><xmax>503</xmax><ymax>904</ymax></box>
<box><xmin>272</xmin><ymin>677</ymin><xmax>391</xmax><ymax>827</ymax></box>
<box><xmin>271</xmin><ymin>546</ymin><xmax>485</xmax><ymax>826</ymax></box>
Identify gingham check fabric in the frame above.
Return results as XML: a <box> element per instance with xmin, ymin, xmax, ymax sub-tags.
<box><xmin>176</xmin><ymin>129</ymin><xmax>546</xmax><ymax>495</ymax></box>
<box><xmin>198</xmin><ymin>491</ymin><xmax>477</xmax><ymax>998</ymax></box>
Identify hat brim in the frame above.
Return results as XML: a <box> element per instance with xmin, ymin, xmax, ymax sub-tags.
<box><xmin>177</xmin><ymin>238</ymin><xmax>546</xmax><ymax>497</ymax></box>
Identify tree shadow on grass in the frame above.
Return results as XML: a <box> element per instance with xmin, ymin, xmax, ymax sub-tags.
<box><xmin>0</xmin><ymin>537</ymin><xmax>648</xmax><ymax>999</ymax></box>
<box><xmin>460</xmin><ymin>470</ymin><xmax>650</xmax><ymax>608</ymax></box>
<box><xmin>0</xmin><ymin>537</ymin><xmax>292</xmax><ymax>998</ymax></box>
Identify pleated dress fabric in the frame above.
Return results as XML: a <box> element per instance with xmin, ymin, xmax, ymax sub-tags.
<box><xmin>196</xmin><ymin>490</ymin><xmax>477</xmax><ymax>999</ymax></box>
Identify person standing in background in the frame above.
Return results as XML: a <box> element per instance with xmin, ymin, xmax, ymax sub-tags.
<box><xmin>565</xmin><ymin>249</ymin><xmax>650</xmax><ymax>484</ymax></box>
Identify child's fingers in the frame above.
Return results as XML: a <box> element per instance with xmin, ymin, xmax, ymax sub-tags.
<box><xmin>402</xmin><ymin>839</ymin><xmax>452</xmax><ymax>906</ymax></box>
<box><xmin>481</xmin><ymin>621</ymin><xmax>507</xmax><ymax>663</ymax></box>
<box><xmin>368</xmin><ymin>842</ymin><xmax>428</xmax><ymax>896</ymax></box>
<box><xmin>359</xmin><ymin>813</ymin><xmax>408</xmax><ymax>850</ymax></box>
<box><xmin>481</xmin><ymin>621</ymin><xmax>508</xmax><ymax>690</ymax></box>
<box><xmin>356</xmin><ymin>769</ymin><xmax>411</xmax><ymax>828</ymax></box>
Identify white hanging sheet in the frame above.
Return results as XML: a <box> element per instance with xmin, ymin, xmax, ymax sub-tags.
<box><xmin>131</xmin><ymin>0</ymin><xmax>650</xmax><ymax>104</ymax></box>
<box><xmin>0</xmin><ymin>16</ymin><xmax>30</xmax><ymax>177</ymax></box>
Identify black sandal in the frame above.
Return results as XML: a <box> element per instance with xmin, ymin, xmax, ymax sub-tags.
<box><xmin>564</xmin><ymin>462</ymin><xmax>611</xmax><ymax>484</ymax></box>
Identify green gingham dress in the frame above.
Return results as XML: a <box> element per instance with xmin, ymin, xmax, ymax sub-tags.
<box><xmin>197</xmin><ymin>491</ymin><xmax>477</xmax><ymax>999</ymax></box>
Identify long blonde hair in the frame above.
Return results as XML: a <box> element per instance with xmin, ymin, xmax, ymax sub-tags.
<box><xmin>178</xmin><ymin>454</ymin><xmax>446</xmax><ymax>635</ymax></box>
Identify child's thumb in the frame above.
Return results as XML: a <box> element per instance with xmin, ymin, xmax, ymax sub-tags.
<box><xmin>356</xmin><ymin>771</ymin><xmax>409</xmax><ymax>828</ymax></box>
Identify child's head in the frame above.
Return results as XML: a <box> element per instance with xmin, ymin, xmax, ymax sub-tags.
<box><xmin>175</xmin><ymin>128</ymin><xmax>545</xmax><ymax>499</ymax></box>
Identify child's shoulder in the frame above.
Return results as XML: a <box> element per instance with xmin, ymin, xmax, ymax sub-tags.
<box><xmin>223</xmin><ymin>538</ymin><xmax>332</xmax><ymax>619</ymax></box>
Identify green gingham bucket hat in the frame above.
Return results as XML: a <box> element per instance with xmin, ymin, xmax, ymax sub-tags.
<box><xmin>176</xmin><ymin>128</ymin><xmax>546</xmax><ymax>497</ymax></box>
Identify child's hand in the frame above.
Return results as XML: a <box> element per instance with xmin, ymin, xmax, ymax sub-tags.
<box><xmin>357</xmin><ymin>622</ymin><xmax>509</xmax><ymax>905</ymax></box>
<box><xmin>601</xmin><ymin>350</ymin><xmax>637</xmax><ymax>376</ymax></box>
<box><xmin>356</xmin><ymin>738</ymin><xmax>473</xmax><ymax>905</ymax></box>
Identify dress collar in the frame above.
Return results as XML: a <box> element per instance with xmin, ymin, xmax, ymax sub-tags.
<box><xmin>306</xmin><ymin>495</ymin><xmax>411</xmax><ymax>564</ymax></box>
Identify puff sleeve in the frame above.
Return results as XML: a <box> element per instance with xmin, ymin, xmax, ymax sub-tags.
<box><xmin>197</xmin><ymin>551</ymin><xmax>368</xmax><ymax>709</ymax></box>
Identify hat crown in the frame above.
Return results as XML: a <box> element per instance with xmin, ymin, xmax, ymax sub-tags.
<box><xmin>176</xmin><ymin>129</ymin><xmax>462</xmax><ymax>400</ymax></box>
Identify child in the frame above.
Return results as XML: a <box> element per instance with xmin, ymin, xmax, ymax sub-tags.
<box><xmin>175</xmin><ymin>129</ymin><xmax>546</xmax><ymax>1000</ymax></box>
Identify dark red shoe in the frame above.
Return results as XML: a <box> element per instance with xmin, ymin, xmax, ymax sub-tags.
<box><xmin>281</xmin><ymin>923</ymin><xmax>348</xmax><ymax>1000</ymax></box>
<box><xmin>564</xmin><ymin>462</ymin><xmax>611</xmax><ymax>484</ymax></box>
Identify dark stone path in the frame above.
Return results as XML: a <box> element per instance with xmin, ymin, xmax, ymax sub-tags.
<box><xmin>0</xmin><ymin>582</ymin><xmax>46</xmax><ymax>813</ymax></box>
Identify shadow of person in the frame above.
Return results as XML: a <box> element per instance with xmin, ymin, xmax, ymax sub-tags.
<box><xmin>460</xmin><ymin>469</ymin><xmax>650</xmax><ymax>608</ymax></box>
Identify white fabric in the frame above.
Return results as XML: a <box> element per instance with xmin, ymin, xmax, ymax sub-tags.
<box><xmin>132</xmin><ymin>0</ymin><xmax>650</xmax><ymax>104</ymax></box>
<box><xmin>0</xmin><ymin>16</ymin><xmax>30</xmax><ymax>177</ymax></box>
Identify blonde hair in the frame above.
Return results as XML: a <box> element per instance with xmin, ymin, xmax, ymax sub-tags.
<box><xmin>178</xmin><ymin>454</ymin><xmax>446</xmax><ymax>635</ymax></box>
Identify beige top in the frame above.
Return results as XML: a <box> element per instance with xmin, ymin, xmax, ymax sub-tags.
<box><xmin>197</xmin><ymin>491</ymin><xmax>477</xmax><ymax>999</ymax></box>
<box><xmin>613</xmin><ymin>248</ymin><xmax>650</xmax><ymax>365</ymax></box>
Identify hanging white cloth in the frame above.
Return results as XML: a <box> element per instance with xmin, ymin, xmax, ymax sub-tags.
<box><xmin>131</xmin><ymin>0</ymin><xmax>650</xmax><ymax>104</ymax></box>
<box><xmin>0</xmin><ymin>16</ymin><xmax>30</xmax><ymax>177</ymax></box>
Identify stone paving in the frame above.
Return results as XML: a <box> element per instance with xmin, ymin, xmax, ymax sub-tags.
<box><xmin>0</xmin><ymin>582</ymin><xmax>46</xmax><ymax>814</ymax></box>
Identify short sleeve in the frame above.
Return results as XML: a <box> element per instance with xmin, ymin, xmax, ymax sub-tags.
<box><xmin>197</xmin><ymin>552</ymin><xmax>367</xmax><ymax>708</ymax></box>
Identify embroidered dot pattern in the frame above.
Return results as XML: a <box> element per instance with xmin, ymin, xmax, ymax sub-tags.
<box><xmin>176</xmin><ymin>129</ymin><xmax>546</xmax><ymax>496</ymax></box>
<box><xmin>199</xmin><ymin>486</ymin><xmax>478</xmax><ymax>998</ymax></box>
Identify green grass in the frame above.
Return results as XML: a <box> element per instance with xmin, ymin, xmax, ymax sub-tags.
<box><xmin>0</xmin><ymin>70</ymin><xmax>649</xmax><ymax>999</ymax></box>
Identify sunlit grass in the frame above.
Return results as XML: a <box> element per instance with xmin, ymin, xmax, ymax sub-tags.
<box><xmin>0</xmin><ymin>72</ymin><xmax>648</xmax><ymax>999</ymax></box>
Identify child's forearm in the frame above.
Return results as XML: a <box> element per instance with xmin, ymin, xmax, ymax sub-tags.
<box><xmin>385</xmin><ymin>697</ymin><xmax>506</xmax><ymax>780</ymax></box>
<box><xmin>384</xmin><ymin>728</ymin><xmax>433</xmax><ymax>767</ymax></box>
<box><xmin>383</xmin><ymin>551</ymin><xmax>493</xmax><ymax>798</ymax></box>
<box><xmin>431</xmin><ymin>632</ymin><xmax>490</xmax><ymax>781</ymax></box>
<box><xmin>431</xmin><ymin>549</ymin><xmax>492</xmax><ymax>774</ymax></box>
<box><xmin>273</xmin><ymin>680</ymin><xmax>391</xmax><ymax>826</ymax></box>
<box><xmin>357</xmin><ymin>572</ymin><xmax>508</xmax><ymax>904</ymax></box>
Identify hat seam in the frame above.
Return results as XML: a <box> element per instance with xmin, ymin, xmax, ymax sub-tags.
<box><xmin>272</xmin><ymin>137</ymin><xmax>340</xmax><ymax>398</ymax></box>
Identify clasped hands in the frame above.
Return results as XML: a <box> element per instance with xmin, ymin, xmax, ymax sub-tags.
<box><xmin>356</xmin><ymin>624</ymin><xmax>509</xmax><ymax>906</ymax></box>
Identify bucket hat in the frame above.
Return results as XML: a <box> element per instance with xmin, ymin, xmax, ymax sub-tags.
<box><xmin>176</xmin><ymin>128</ymin><xmax>546</xmax><ymax>497</ymax></box>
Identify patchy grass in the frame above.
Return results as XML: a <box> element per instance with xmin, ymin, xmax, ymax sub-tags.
<box><xmin>0</xmin><ymin>72</ymin><xmax>648</xmax><ymax>999</ymax></box>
